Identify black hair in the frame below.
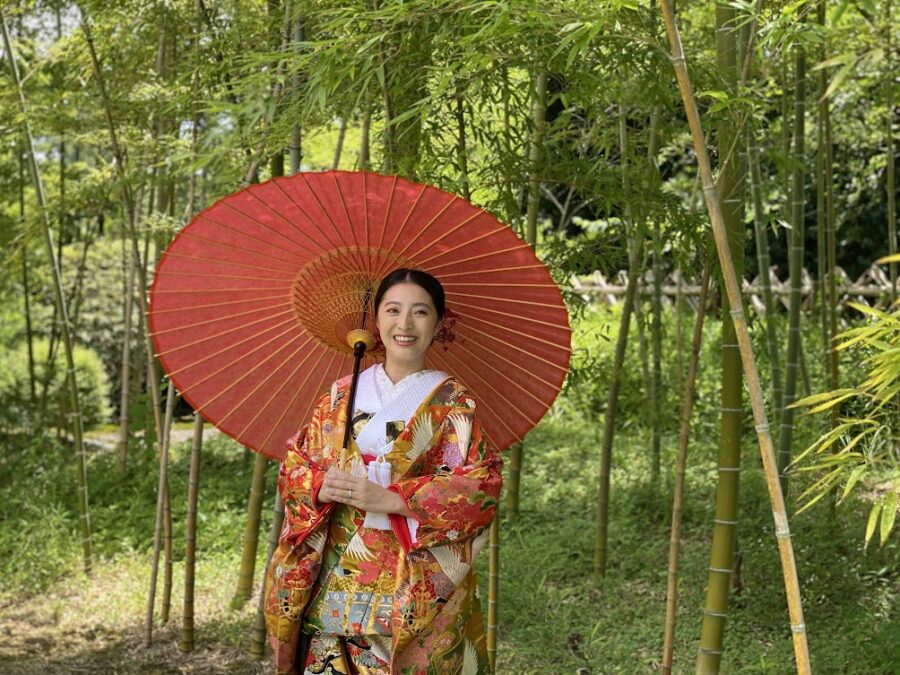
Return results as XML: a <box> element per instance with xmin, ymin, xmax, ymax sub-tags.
<box><xmin>374</xmin><ymin>268</ymin><xmax>446</xmax><ymax>319</ymax></box>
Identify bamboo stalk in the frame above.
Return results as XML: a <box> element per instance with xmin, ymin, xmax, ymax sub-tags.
<box><xmin>675</xmin><ymin>267</ymin><xmax>685</xmax><ymax>392</ymax></box>
<box><xmin>80</xmin><ymin>12</ymin><xmax>164</xmax><ymax>462</ymax></box>
<box><xmin>232</xmin><ymin>454</ymin><xmax>271</xmax><ymax>609</ymax></box>
<box><xmin>455</xmin><ymin>90</ymin><xmax>471</xmax><ymax>201</ymax></box>
<box><xmin>487</xmin><ymin>516</ymin><xmax>500</xmax><ymax>673</ymax></box>
<box><xmin>332</xmin><ymin>117</ymin><xmax>347</xmax><ymax>170</ymax></box>
<box><xmin>181</xmin><ymin>413</ymin><xmax>204</xmax><ymax>653</ymax></box>
<box><xmin>747</xmin><ymin>130</ymin><xmax>783</xmax><ymax>424</ymax></box>
<box><xmin>650</xmin><ymin>219</ymin><xmax>663</xmax><ymax>487</ymax></box>
<box><xmin>18</xmin><ymin>133</ymin><xmax>36</xmax><ymax>408</ymax></box>
<box><xmin>778</xmin><ymin>38</ymin><xmax>807</xmax><ymax>495</ymax></box>
<box><xmin>290</xmin><ymin>9</ymin><xmax>304</xmax><ymax>174</ymax></box>
<box><xmin>251</xmin><ymin>490</ymin><xmax>285</xmax><ymax>658</ymax></box>
<box><xmin>146</xmin><ymin>382</ymin><xmax>176</xmax><ymax>639</ymax></box>
<box><xmin>595</xmin><ymin>108</ymin><xmax>643</xmax><ymax>576</ymax></box>
<box><xmin>697</xmin><ymin>5</ymin><xmax>746</xmax><ymax>667</ymax></box>
<box><xmin>662</xmin><ymin>255</ymin><xmax>712</xmax><ymax>674</ymax></box>
<box><xmin>886</xmin><ymin>0</ymin><xmax>897</xmax><ymax>301</ymax></box>
<box><xmin>2</xmin><ymin>11</ymin><xmax>93</xmax><ymax>576</ymax></box>
<box><xmin>658</xmin><ymin>2</ymin><xmax>811</xmax><ymax>671</ymax></box>
<box><xmin>506</xmin><ymin>69</ymin><xmax>548</xmax><ymax>518</ymax></box>
<box><xmin>359</xmin><ymin>91</ymin><xmax>371</xmax><ymax>171</ymax></box>
<box><xmin>118</xmin><ymin>235</ymin><xmax>136</xmax><ymax>472</ymax></box>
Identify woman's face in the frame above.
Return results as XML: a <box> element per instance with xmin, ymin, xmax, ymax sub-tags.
<box><xmin>376</xmin><ymin>282</ymin><xmax>442</xmax><ymax>370</ymax></box>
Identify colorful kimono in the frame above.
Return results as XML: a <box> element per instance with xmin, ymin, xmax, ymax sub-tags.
<box><xmin>264</xmin><ymin>365</ymin><xmax>502</xmax><ymax>674</ymax></box>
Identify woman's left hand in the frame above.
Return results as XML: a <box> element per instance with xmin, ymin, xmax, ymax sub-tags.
<box><xmin>321</xmin><ymin>466</ymin><xmax>413</xmax><ymax>517</ymax></box>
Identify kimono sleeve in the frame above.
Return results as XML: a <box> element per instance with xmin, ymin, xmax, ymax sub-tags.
<box><xmin>279</xmin><ymin>391</ymin><xmax>334</xmax><ymax>542</ymax></box>
<box><xmin>388</xmin><ymin>393</ymin><xmax>502</xmax><ymax>552</ymax></box>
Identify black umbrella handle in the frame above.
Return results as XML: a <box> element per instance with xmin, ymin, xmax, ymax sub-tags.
<box><xmin>340</xmin><ymin>289</ymin><xmax>375</xmax><ymax>464</ymax></box>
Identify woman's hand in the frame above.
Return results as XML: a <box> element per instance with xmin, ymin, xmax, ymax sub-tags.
<box><xmin>319</xmin><ymin>465</ymin><xmax>413</xmax><ymax>517</ymax></box>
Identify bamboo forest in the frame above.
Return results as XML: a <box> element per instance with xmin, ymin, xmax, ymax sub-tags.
<box><xmin>0</xmin><ymin>0</ymin><xmax>897</xmax><ymax>673</ymax></box>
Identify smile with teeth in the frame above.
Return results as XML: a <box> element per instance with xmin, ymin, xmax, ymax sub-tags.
<box><xmin>393</xmin><ymin>336</ymin><xmax>417</xmax><ymax>345</ymax></box>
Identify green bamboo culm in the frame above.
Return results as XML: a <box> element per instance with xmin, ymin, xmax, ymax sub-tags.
<box><xmin>696</xmin><ymin>4</ymin><xmax>746</xmax><ymax>669</ymax></box>
<box><xmin>250</xmin><ymin>490</ymin><xmax>285</xmax><ymax>658</ymax></box>
<box><xmin>1</xmin><ymin>11</ymin><xmax>94</xmax><ymax>577</ymax></box>
<box><xmin>506</xmin><ymin>69</ymin><xmax>547</xmax><ymax>518</ymax></box>
<box><xmin>885</xmin><ymin>0</ymin><xmax>897</xmax><ymax>300</ymax></box>
<box><xmin>778</xmin><ymin>38</ymin><xmax>807</xmax><ymax>495</ymax></box>
<box><xmin>747</xmin><ymin>129</ymin><xmax>783</xmax><ymax>425</ymax></box>
<box><xmin>662</xmin><ymin>256</ymin><xmax>712</xmax><ymax>674</ymax></box>
<box><xmin>233</xmin><ymin>453</ymin><xmax>271</xmax><ymax>609</ymax></box>
<box><xmin>487</xmin><ymin>516</ymin><xmax>500</xmax><ymax>673</ymax></box>
<box><xmin>658</xmin><ymin>0</ymin><xmax>811</xmax><ymax>671</ymax></box>
<box><xmin>596</xmin><ymin>110</ymin><xmax>643</xmax><ymax>576</ymax></box>
<box><xmin>181</xmin><ymin>413</ymin><xmax>204</xmax><ymax>653</ymax></box>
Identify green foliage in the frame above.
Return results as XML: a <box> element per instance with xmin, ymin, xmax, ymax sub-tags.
<box><xmin>0</xmin><ymin>338</ymin><xmax>110</xmax><ymax>432</ymax></box>
<box><xmin>792</xmin><ymin>300</ymin><xmax>900</xmax><ymax>547</ymax></box>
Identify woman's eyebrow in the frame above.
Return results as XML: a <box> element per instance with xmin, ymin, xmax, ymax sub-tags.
<box><xmin>384</xmin><ymin>301</ymin><xmax>432</xmax><ymax>309</ymax></box>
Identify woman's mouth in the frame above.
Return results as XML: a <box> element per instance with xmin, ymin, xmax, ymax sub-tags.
<box><xmin>393</xmin><ymin>335</ymin><xmax>417</xmax><ymax>346</ymax></box>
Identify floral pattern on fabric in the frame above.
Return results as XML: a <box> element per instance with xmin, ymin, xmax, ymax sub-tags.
<box><xmin>265</xmin><ymin>376</ymin><xmax>502</xmax><ymax>675</ymax></box>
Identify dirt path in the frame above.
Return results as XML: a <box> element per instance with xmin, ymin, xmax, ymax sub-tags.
<box><xmin>0</xmin><ymin>556</ymin><xmax>272</xmax><ymax>675</ymax></box>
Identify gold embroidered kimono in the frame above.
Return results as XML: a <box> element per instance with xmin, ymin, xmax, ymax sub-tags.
<box><xmin>264</xmin><ymin>373</ymin><xmax>502</xmax><ymax>674</ymax></box>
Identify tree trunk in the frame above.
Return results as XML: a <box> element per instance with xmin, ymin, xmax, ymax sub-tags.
<box><xmin>181</xmin><ymin>413</ymin><xmax>204</xmax><ymax>653</ymax></box>
<box><xmin>662</xmin><ymin>255</ymin><xmax>712</xmax><ymax>674</ymax></box>
<box><xmin>658</xmin><ymin>2</ymin><xmax>811</xmax><ymax>671</ymax></box>
<box><xmin>778</xmin><ymin>39</ymin><xmax>807</xmax><ymax>496</ymax></box>
<box><xmin>2</xmin><ymin>11</ymin><xmax>93</xmax><ymax>576</ymax></box>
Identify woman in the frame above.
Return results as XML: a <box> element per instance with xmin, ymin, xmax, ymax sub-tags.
<box><xmin>265</xmin><ymin>268</ymin><xmax>503</xmax><ymax>675</ymax></box>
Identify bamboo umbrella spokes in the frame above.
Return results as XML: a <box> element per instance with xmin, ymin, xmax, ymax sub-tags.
<box><xmin>658</xmin><ymin>2</ymin><xmax>811</xmax><ymax>672</ymax></box>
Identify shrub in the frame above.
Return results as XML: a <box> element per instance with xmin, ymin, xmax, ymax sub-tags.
<box><xmin>0</xmin><ymin>338</ymin><xmax>111</xmax><ymax>432</ymax></box>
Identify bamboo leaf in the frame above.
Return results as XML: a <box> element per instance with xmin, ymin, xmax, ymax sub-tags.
<box><xmin>846</xmin><ymin>302</ymin><xmax>894</xmax><ymax>321</ymax></box>
<box><xmin>822</xmin><ymin>59</ymin><xmax>858</xmax><ymax>100</ymax></box>
<box><xmin>865</xmin><ymin>501</ymin><xmax>882</xmax><ymax>549</ymax></box>
<box><xmin>807</xmin><ymin>392</ymin><xmax>857</xmax><ymax>414</ymax></box>
<box><xmin>875</xmin><ymin>253</ymin><xmax>900</xmax><ymax>264</ymax></box>
<box><xmin>792</xmin><ymin>388</ymin><xmax>857</xmax><ymax>408</ymax></box>
<box><xmin>880</xmin><ymin>492</ymin><xmax>898</xmax><ymax>545</ymax></box>
<box><xmin>840</xmin><ymin>465</ymin><xmax>867</xmax><ymax>503</ymax></box>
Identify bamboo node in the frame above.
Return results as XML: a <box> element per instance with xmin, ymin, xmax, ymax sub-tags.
<box><xmin>755</xmin><ymin>423</ymin><xmax>770</xmax><ymax>433</ymax></box>
<box><xmin>698</xmin><ymin>647</ymin><xmax>724</xmax><ymax>655</ymax></box>
<box><xmin>718</xmin><ymin>466</ymin><xmax>741</xmax><ymax>473</ymax></box>
<box><xmin>708</xmin><ymin>566</ymin><xmax>731</xmax><ymax>573</ymax></box>
<box><xmin>720</xmin><ymin>406</ymin><xmax>743</xmax><ymax>413</ymax></box>
<box><xmin>775</xmin><ymin>528</ymin><xmax>792</xmax><ymax>539</ymax></box>
<box><xmin>703</xmin><ymin>610</ymin><xmax>728</xmax><ymax>618</ymax></box>
<box><xmin>729</xmin><ymin>308</ymin><xmax>744</xmax><ymax>319</ymax></box>
<box><xmin>713</xmin><ymin>518</ymin><xmax>738</xmax><ymax>525</ymax></box>
<box><xmin>791</xmin><ymin>623</ymin><xmax>807</xmax><ymax>633</ymax></box>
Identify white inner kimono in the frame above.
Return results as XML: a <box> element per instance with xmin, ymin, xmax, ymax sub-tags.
<box><xmin>335</xmin><ymin>363</ymin><xmax>448</xmax><ymax>532</ymax></box>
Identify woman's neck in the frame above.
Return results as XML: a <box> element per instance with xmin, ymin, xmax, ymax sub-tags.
<box><xmin>383</xmin><ymin>360</ymin><xmax>425</xmax><ymax>384</ymax></box>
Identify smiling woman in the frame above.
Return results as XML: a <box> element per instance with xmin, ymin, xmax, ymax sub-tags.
<box><xmin>264</xmin><ymin>268</ymin><xmax>502</xmax><ymax>675</ymax></box>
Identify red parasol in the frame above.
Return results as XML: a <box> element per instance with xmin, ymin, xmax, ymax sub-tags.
<box><xmin>149</xmin><ymin>171</ymin><xmax>571</xmax><ymax>460</ymax></box>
